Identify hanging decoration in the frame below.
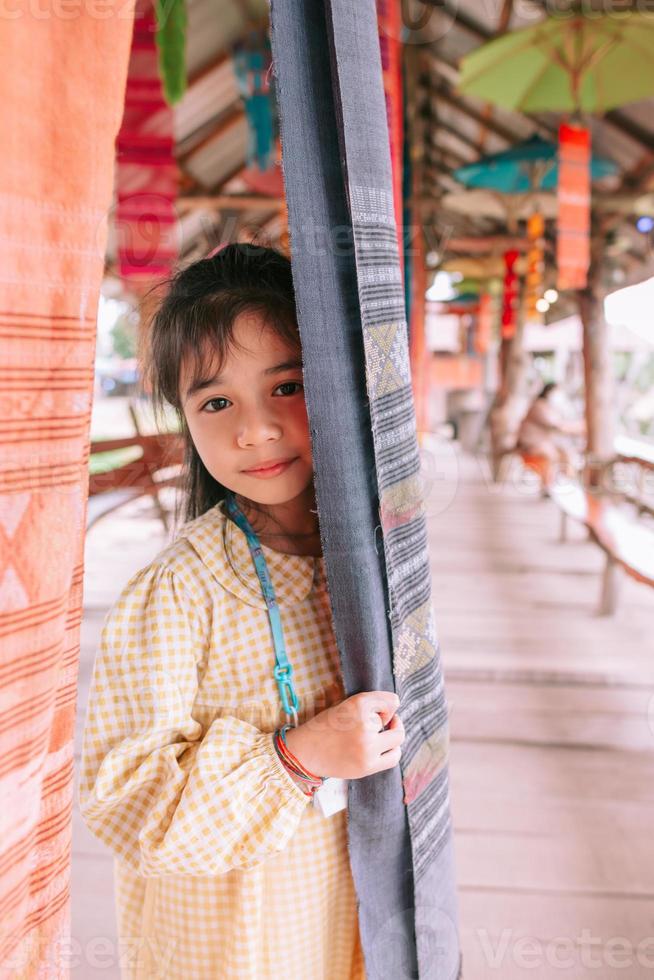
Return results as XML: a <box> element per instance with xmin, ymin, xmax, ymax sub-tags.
<box><xmin>116</xmin><ymin>0</ymin><xmax>181</xmax><ymax>290</ymax></box>
<box><xmin>525</xmin><ymin>211</ymin><xmax>545</xmax><ymax>321</ymax></box>
<box><xmin>557</xmin><ymin>122</ymin><xmax>591</xmax><ymax>291</ymax></box>
<box><xmin>153</xmin><ymin>0</ymin><xmax>187</xmax><ymax>105</ymax></box>
<box><xmin>501</xmin><ymin>248</ymin><xmax>520</xmax><ymax>339</ymax></box>
<box><xmin>233</xmin><ymin>32</ymin><xmax>277</xmax><ymax>171</ymax></box>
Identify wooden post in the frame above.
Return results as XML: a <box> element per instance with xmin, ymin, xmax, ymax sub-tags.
<box><xmin>405</xmin><ymin>47</ymin><xmax>429</xmax><ymax>439</ymax></box>
<box><xmin>599</xmin><ymin>554</ymin><xmax>621</xmax><ymax>616</ymax></box>
<box><xmin>490</xmin><ymin>282</ymin><xmax>530</xmax><ymax>479</ymax></box>
<box><xmin>410</xmin><ymin>222</ymin><xmax>428</xmax><ymax>437</ymax></box>
<box><xmin>577</xmin><ymin>238</ymin><xmax>615</xmax><ymax>488</ymax></box>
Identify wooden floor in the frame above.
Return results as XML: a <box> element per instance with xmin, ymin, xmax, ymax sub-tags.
<box><xmin>426</xmin><ymin>444</ymin><xmax>654</xmax><ymax>979</ymax></box>
<box><xmin>72</xmin><ymin>444</ymin><xmax>654</xmax><ymax>979</ymax></box>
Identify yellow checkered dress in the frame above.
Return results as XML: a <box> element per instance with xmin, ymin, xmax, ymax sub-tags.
<box><xmin>79</xmin><ymin>500</ymin><xmax>366</xmax><ymax>979</ymax></box>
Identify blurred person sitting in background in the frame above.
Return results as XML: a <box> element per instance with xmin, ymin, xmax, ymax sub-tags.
<box><xmin>517</xmin><ymin>382</ymin><xmax>586</xmax><ymax>488</ymax></box>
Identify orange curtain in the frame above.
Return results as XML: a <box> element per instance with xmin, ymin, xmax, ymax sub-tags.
<box><xmin>0</xmin><ymin>8</ymin><xmax>135</xmax><ymax>976</ymax></box>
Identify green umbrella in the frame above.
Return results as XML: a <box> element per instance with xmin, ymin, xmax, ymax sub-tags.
<box><xmin>458</xmin><ymin>11</ymin><xmax>654</xmax><ymax>113</ymax></box>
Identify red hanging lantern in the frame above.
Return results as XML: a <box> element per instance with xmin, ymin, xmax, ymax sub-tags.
<box><xmin>501</xmin><ymin>249</ymin><xmax>520</xmax><ymax>339</ymax></box>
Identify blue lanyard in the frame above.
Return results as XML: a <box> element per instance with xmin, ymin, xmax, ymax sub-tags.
<box><xmin>224</xmin><ymin>492</ymin><xmax>300</xmax><ymax>728</ymax></box>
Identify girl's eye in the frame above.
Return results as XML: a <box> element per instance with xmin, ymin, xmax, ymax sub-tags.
<box><xmin>202</xmin><ymin>397</ymin><xmax>231</xmax><ymax>413</ymax></box>
<box><xmin>200</xmin><ymin>382</ymin><xmax>302</xmax><ymax>413</ymax></box>
<box><xmin>274</xmin><ymin>381</ymin><xmax>303</xmax><ymax>396</ymax></box>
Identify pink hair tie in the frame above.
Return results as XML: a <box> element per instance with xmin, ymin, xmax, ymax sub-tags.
<box><xmin>206</xmin><ymin>241</ymin><xmax>231</xmax><ymax>259</ymax></box>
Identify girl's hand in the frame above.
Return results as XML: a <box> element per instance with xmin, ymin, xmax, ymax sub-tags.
<box><xmin>284</xmin><ymin>691</ymin><xmax>405</xmax><ymax>780</ymax></box>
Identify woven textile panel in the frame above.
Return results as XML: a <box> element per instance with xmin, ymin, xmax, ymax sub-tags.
<box><xmin>116</xmin><ymin>0</ymin><xmax>180</xmax><ymax>286</ymax></box>
<box><xmin>269</xmin><ymin>1</ymin><xmax>461</xmax><ymax>977</ymax></box>
<box><xmin>0</xmin><ymin>10</ymin><xmax>134</xmax><ymax>977</ymax></box>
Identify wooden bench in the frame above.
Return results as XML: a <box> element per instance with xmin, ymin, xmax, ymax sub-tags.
<box><xmin>551</xmin><ymin>481</ymin><xmax>654</xmax><ymax>615</ymax></box>
<box><xmin>88</xmin><ymin>432</ymin><xmax>183</xmax><ymax>531</ymax></box>
<box><xmin>87</xmin><ymin>400</ymin><xmax>184</xmax><ymax>531</ymax></box>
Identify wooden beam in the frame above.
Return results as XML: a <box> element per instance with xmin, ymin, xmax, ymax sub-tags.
<box><xmin>423</xmin><ymin>168</ymin><xmax>463</xmax><ymax>194</ymax></box>
<box><xmin>424</xmin><ymin>0</ymin><xmax>489</xmax><ymax>42</ymax></box>
<box><xmin>187</xmin><ymin>50</ymin><xmax>232</xmax><ymax>89</ymax></box>
<box><xmin>431</xmin><ymin>118</ymin><xmax>481</xmax><ymax>155</ymax></box>
<box><xmin>206</xmin><ymin>160</ymin><xmax>260</xmax><ymax>195</ymax></box>
<box><xmin>604</xmin><ymin>110</ymin><xmax>654</xmax><ymax>156</ymax></box>
<box><xmin>177</xmin><ymin>105</ymin><xmax>244</xmax><ymax>164</ymax></box>
<box><xmin>433</xmin><ymin>86</ymin><xmax>523</xmax><ymax>145</ymax></box>
<box><xmin>178</xmin><ymin>194</ymin><xmax>283</xmax><ymax>212</ymax></box>
<box><xmin>444</xmin><ymin>235</ymin><xmax>528</xmax><ymax>253</ymax></box>
<box><xmin>425</xmin><ymin>143</ymin><xmax>469</xmax><ymax>170</ymax></box>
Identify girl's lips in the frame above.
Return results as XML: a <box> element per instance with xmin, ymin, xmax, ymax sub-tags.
<box><xmin>242</xmin><ymin>457</ymin><xmax>297</xmax><ymax>478</ymax></box>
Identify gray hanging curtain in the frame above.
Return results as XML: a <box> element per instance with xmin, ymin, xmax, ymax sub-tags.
<box><xmin>269</xmin><ymin>1</ymin><xmax>461</xmax><ymax>977</ymax></box>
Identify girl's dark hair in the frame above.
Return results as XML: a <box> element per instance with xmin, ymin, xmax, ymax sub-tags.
<box><xmin>142</xmin><ymin>243</ymin><xmax>302</xmax><ymax>526</ymax></box>
<box><xmin>537</xmin><ymin>381</ymin><xmax>557</xmax><ymax>400</ymax></box>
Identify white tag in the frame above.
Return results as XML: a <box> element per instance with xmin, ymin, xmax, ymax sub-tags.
<box><xmin>311</xmin><ymin>778</ymin><xmax>348</xmax><ymax>817</ymax></box>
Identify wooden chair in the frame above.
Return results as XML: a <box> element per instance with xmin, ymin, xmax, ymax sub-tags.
<box><xmin>87</xmin><ymin>400</ymin><xmax>183</xmax><ymax>531</ymax></box>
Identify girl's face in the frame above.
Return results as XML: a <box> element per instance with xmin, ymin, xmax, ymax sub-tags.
<box><xmin>180</xmin><ymin>312</ymin><xmax>314</xmax><ymax>508</ymax></box>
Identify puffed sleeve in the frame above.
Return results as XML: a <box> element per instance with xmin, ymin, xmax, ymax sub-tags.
<box><xmin>78</xmin><ymin>562</ymin><xmax>310</xmax><ymax>877</ymax></box>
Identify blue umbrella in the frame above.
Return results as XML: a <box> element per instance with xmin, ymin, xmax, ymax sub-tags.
<box><xmin>453</xmin><ymin>135</ymin><xmax>617</xmax><ymax>193</ymax></box>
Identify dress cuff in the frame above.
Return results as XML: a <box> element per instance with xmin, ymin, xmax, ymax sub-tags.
<box><xmin>264</xmin><ymin>732</ymin><xmax>313</xmax><ymax>806</ymax></box>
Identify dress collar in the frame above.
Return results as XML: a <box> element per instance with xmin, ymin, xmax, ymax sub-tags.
<box><xmin>179</xmin><ymin>499</ymin><xmax>324</xmax><ymax>609</ymax></box>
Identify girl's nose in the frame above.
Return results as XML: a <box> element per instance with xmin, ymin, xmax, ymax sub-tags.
<box><xmin>236</xmin><ymin>410</ymin><xmax>283</xmax><ymax>448</ymax></box>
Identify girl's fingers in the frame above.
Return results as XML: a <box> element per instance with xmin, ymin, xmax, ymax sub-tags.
<box><xmin>376</xmin><ymin>712</ymin><xmax>405</xmax><ymax>754</ymax></box>
<box><xmin>375</xmin><ymin>745</ymin><xmax>402</xmax><ymax>772</ymax></box>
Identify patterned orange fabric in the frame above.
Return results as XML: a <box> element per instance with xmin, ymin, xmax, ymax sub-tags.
<box><xmin>0</xmin><ymin>9</ymin><xmax>135</xmax><ymax>976</ymax></box>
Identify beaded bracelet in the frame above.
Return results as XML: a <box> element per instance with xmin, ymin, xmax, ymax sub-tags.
<box><xmin>272</xmin><ymin>724</ymin><xmax>326</xmax><ymax>797</ymax></box>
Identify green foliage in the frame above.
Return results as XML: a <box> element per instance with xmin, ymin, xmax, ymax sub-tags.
<box><xmin>154</xmin><ymin>0</ymin><xmax>187</xmax><ymax>105</ymax></box>
<box><xmin>110</xmin><ymin>313</ymin><xmax>138</xmax><ymax>359</ymax></box>
<box><xmin>89</xmin><ymin>447</ymin><xmax>142</xmax><ymax>475</ymax></box>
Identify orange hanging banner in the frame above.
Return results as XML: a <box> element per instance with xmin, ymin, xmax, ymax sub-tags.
<box><xmin>557</xmin><ymin>122</ymin><xmax>590</xmax><ymax>291</ymax></box>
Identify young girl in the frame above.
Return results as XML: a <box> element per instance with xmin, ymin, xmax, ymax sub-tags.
<box><xmin>79</xmin><ymin>243</ymin><xmax>405</xmax><ymax>980</ymax></box>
